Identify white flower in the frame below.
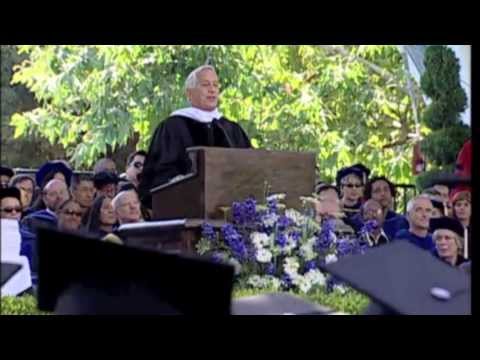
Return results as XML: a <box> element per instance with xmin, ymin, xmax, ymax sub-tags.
<box><xmin>266</xmin><ymin>193</ymin><xmax>286</xmax><ymax>202</ymax></box>
<box><xmin>292</xmin><ymin>275</ymin><xmax>312</xmax><ymax>293</ymax></box>
<box><xmin>333</xmin><ymin>284</ymin><xmax>347</xmax><ymax>294</ymax></box>
<box><xmin>262</xmin><ymin>213</ymin><xmax>279</xmax><ymax>227</ymax></box>
<box><xmin>228</xmin><ymin>258</ymin><xmax>242</xmax><ymax>275</ymax></box>
<box><xmin>304</xmin><ymin>269</ymin><xmax>326</xmax><ymax>287</ymax></box>
<box><xmin>247</xmin><ymin>275</ymin><xmax>263</xmax><ymax>288</ymax></box>
<box><xmin>285</xmin><ymin>208</ymin><xmax>306</xmax><ymax>226</ymax></box>
<box><xmin>268</xmin><ymin>277</ymin><xmax>281</xmax><ymax>291</ymax></box>
<box><xmin>300</xmin><ymin>239</ymin><xmax>317</xmax><ymax>261</ymax></box>
<box><xmin>256</xmin><ymin>248</ymin><xmax>273</xmax><ymax>263</ymax></box>
<box><xmin>325</xmin><ymin>254</ymin><xmax>338</xmax><ymax>264</ymax></box>
<box><xmin>251</xmin><ymin>232</ymin><xmax>270</xmax><ymax>249</ymax></box>
<box><xmin>283</xmin><ymin>257</ymin><xmax>300</xmax><ymax>277</ymax></box>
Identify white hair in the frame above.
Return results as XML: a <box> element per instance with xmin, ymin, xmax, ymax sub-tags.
<box><xmin>111</xmin><ymin>190</ymin><xmax>136</xmax><ymax>211</ymax></box>
<box><xmin>185</xmin><ymin>65</ymin><xmax>217</xmax><ymax>90</ymax></box>
<box><xmin>406</xmin><ymin>195</ymin><xmax>432</xmax><ymax>213</ymax></box>
<box><xmin>433</xmin><ymin>229</ymin><xmax>463</xmax><ymax>252</ymax></box>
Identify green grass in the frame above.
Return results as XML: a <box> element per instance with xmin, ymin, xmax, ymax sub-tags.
<box><xmin>2</xmin><ymin>287</ymin><xmax>369</xmax><ymax>315</ymax></box>
<box><xmin>234</xmin><ymin>286</ymin><xmax>369</xmax><ymax>315</ymax></box>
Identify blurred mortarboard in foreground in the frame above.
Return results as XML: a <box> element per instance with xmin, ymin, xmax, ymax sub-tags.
<box><xmin>319</xmin><ymin>241</ymin><xmax>471</xmax><ymax>315</ymax></box>
<box><xmin>36</xmin><ymin>227</ymin><xmax>234</xmax><ymax>315</ymax></box>
<box><xmin>1</xmin><ymin>262</ymin><xmax>21</xmax><ymax>287</ymax></box>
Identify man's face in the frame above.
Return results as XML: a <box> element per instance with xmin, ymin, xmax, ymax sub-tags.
<box><xmin>370</xmin><ymin>180</ymin><xmax>393</xmax><ymax>210</ymax></box>
<box><xmin>408</xmin><ymin>198</ymin><xmax>433</xmax><ymax>231</ymax></box>
<box><xmin>16</xmin><ymin>179</ymin><xmax>34</xmax><ymax>210</ymax></box>
<box><xmin>362</xmin><ymin>200</ymin><xmax>385</xmax><ymax>226</ymax></box>
<box><xmin>73</xmin><ymin>180</ymin><xmax>95</xmax><ymax>208</ymax></box>
<box><xmin>433</xmin><ymin>185</ymin><xmax>449</xmax><ymax>204</ymax></box>
<box><xmin>58</xmin><ymin>201</ymin><xmax>83</xmax><ymax>231</ymax></box>
<box><xmin>126</xmin><ymin>155</ymin><xmax>145</xmax><ymax>186</ymax></box>
<box><xmin>114</xmin><ymin>191</ymin><xmax>141</xmax><ymax>224</ymax></box>
<box><xmin>341</xmin><ymin>174</ymin><xmax>363</xmax><ymax>203</ymax></box>
<box><xmin>43</xmin><ymin>181</ymin><xmax>70</xmax><ymax>211</ymax></box>
<box><xmin>434</xmin><ymin>229</ymin><xmax>459</xmax><ymax>259</ymax></box>
<box><xmin>1</xmin><ymin>197</ymin><xmax>22</xmax><ymax>220</ymax></box>
<box><xmin>187</xmin><ymin>69</ymin><xmax>220</xmax><ymax>111</ymax></box>
<box><xmin>1</xmin><ymin>175</ymin><xmax>11</xmax><ymax>188</ymax></box>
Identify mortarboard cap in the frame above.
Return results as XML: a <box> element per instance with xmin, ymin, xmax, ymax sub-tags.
<box><xmin>430</xmin><ymin>217</ymin><xmax>465</xmax><ymax>238</ymax></box>
<box><xmin>336</xmin><ymin>163</ymin><xmax>371</xmax><ymax>187</ymax></box>
<box><xmin>0</xmin><ymin>187</ymin><xmax>22</xmax><ymax>202</ymax></box>
<box><xmin>36</xmin><ymin>227</ymin><xmax>235</xmax><ymax>315</ymax></box>
<box><xmin>1</xmin><ymin>262</ymin><xmax>21</xmax><ymax>287</ymax></box>
<box><xmin>36</xmin><ymin>161</ymin><xmax>73</xmax><ymax>188</ymax></box>
<box><xmin>319</xmin><ymin>241</ymin><xmax>471</xmax><ymax>315</ymax></box>
<box><xmin>0</xmin><ymin>166</ymin><xmax>15</xmax><ymax>178</ymax></box>
<box><xmin>93</xmin><ymin>171</ymin><xmax>120</xmax><ymax>189</ymax></box>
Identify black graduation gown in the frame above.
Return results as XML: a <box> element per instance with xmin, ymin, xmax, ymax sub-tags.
<box><xmin>138</xmin><ymin>115</ymin><xmax>251</xmax><ymax>208</ymax></box>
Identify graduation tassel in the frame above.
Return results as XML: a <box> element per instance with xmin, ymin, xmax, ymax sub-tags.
<box><xmin>464</xmin><ymin>227</ymin><xmax>468</xmax><ymax>259</ymax></box>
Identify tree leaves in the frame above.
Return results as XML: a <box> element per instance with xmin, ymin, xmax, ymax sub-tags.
<box><xmin>10</xmin><ymin>45</ymin><xmax>419</xmax><ymax>184</ymax></box>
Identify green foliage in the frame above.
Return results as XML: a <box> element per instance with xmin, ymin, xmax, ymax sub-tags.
<box><xmin>11</xmin><ymin>45</ymin><xmax>420</xmax><ymax>184</ymax></box>
<box><xmin>233</xmin><ymin>286</ymin><xmax>369</xmax><ymax>315</ymax></box>
<box><xmin>421</xmin><ymin>125</ymin><xmax>471</xmax><ymax>167</ymax></box>
<box><xmin>1</xmin><ymin>295</ymin><xmax>50</xmax><ymax>315</ymax></box>
<box><xmin>419</xmin><ymin>45</ymin><xmax>470</xmax><ymax>185</ymax></box>
<box><xmin>421</xmin><ymin>45</ymin><xmax>467</xmax><ymax>130</ymax></box>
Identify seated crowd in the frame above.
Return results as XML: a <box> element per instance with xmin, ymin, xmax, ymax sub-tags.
<box><xmin>0</xmin><ymin>147</ymin><xmax>472</xmax><ymax>295</ymax></box>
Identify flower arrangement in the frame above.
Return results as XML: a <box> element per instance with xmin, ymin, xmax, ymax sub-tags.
<box><xmin>196</xmin><ymin>194</ymin><xmax>369</xmax><ymax>294</ymax></box>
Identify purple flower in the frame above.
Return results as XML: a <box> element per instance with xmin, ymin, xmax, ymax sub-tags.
<box><xmin>336</xmin><ymin>239</ymin><xmax>354</xmax><ymax>256</ymax></box>
<box><xmin>281</xmin><ymin>274</ymin><xmax>293</xmax><ymax>290</ymax></box>
<box><xmin>276</xmin><ymin>233</ymin><xmax>287</xmax><ymax>248</ymax></box>
<box><xmin>211</xmin><ymin>252</ymin><xmax>224</xmax><ymax>263</ymax></box>
<box><xmin>277</xmin><ymin>215</ymin><xmax>291</xmax><ymax>231</ymax></box>
<box><xmin>305</xmin><ymin>260</ymin><xmax>317</xmax><ymax>271</ymax></box>
<box><xmin>267</xmin><ymin>198</ymin><xmax>278</xmax><ymax>213</ymax></box>
<box><xmin>222</xmin><ymin>224</ymin><xmax>248</xmax><ymax>261</ymax></box>
<box><xmin>201</xmin><ymin>223</ymin><xmax>216</xmax><ymax>241</ymax></box>
<box><xmin>360</xmin><ymin>219</ymin><xmax>379</xmax><ymax>237</ymax></box>
<box><xmin>266</xmin><ymin>263</ymin><xmax>276</xmax><ymax>275</ymax></box>
<box><xmin>289</xmin><ymin>230</ymin><xmax>302</xmax><ymax>243</ymax></box>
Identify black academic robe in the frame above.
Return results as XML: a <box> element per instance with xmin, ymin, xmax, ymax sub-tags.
<box><xmin>138</xmin><ymin>115</ymin><xmax>251</xmax><ymax>208</ymax></box>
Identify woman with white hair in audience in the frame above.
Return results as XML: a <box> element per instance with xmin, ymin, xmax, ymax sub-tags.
<box><xmin>430</xmin><ymin>216</ymin><xmax>467</xmax><ymax>267</ymax></box>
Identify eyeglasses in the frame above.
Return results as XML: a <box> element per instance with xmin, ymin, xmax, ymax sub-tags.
<box><xmin>133</xmin><ymin>161</ymin><xmax>144</xmax><ymax>170</ymax></box>
<box><xmin>62</xmin><ymin>210</ymin><xmax>83</xmax><ymax>217</ymax></box>
<box><xmin>1</xmin><ymin>207</ymin><xmax>22</xmax><ymax>214</ymax></box>
<box><xmin>343</xmin><ymin>183</ymin><xmax>363</xmax><ymax>188</ymax></box>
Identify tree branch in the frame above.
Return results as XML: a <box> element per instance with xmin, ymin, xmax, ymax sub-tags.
<box><xmin>317</xmin><ymin>45</ymin><xmax>411</xmax><ymax>94</ymax></box>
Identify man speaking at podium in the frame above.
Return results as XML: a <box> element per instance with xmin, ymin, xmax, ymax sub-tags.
<box><xmin>139</xmin><ymin>65</ymin><xmax>252</xmax><ymax>209</ymax></box>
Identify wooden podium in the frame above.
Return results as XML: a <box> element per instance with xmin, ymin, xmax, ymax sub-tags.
<box><xmin>127</xmin><ymin>147</ymin><xmax>315</xmax><ymax>253</ymax></box>
<box><xmin>151</xmin><ymin>147</ymin><xmax>316</xmax><ymax>220</ymax></box>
